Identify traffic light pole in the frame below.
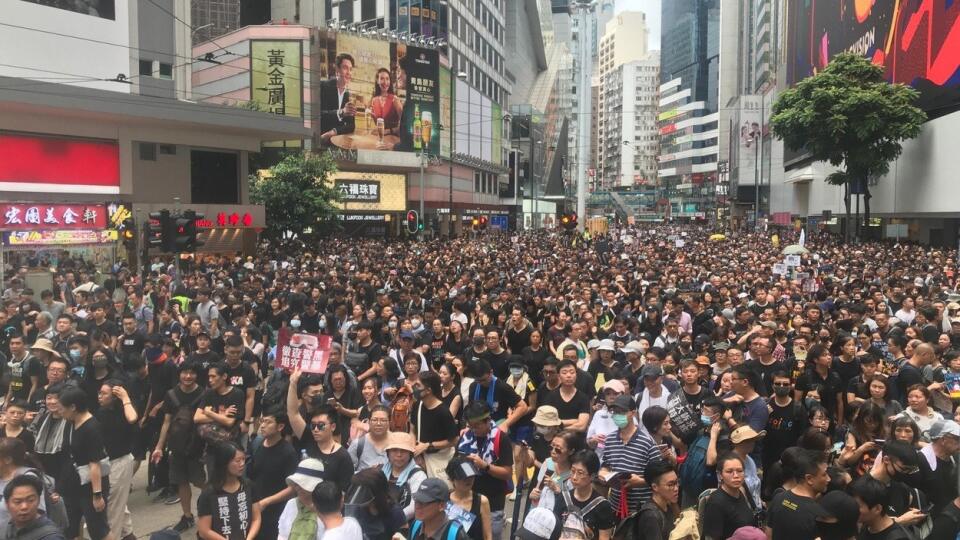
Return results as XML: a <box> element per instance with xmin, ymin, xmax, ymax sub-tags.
<box><xmin>419</xmin><ymin>152</ymin><xmax>425</xmax><ymax>241</ymax></box>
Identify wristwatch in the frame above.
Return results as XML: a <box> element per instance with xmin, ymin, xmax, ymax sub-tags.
<box><xmin>93</xmin><ymin>491</ymin><xmax>103</xmax><ymax>497</ymax></box>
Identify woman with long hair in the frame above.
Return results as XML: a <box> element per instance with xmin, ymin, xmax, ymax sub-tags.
<box><xmin>839</xmin><ymin>402</ymin><xmax>887</xmax><ymax>476</ymax></box>
<box><xmin>58</xmin><ymin>385</ymin><xmax>113</xmax><ymax>540</ymax></box>
<box><xmin>701</xmin><ymin>452</ymin><xmax>756</xmax><ymax>540</ymax></box>
<box><xmin>197</xmin><ymin>441</ymin><xmax>261</xmax><ymax>540</ymax></box>
<box><xmin>370</xmin><ymin>68</ymin><xmax>403</xmax><ymax>135</ymax></box>
<box><xmin>438</xmin><ymin>362</ymin><xmax>463</xmax><ymax>419</ymax></box>
<box><xmin>521</xmin><ymin>329</ymin><xmax>551</xmax><ymax>383</ymax></box>
<box><xmin>444</xmin><ymin>320</ymin><xmax>468</xmax><ymax>362</ymax></box>
<box><xmin>343</xmin><ymin>467</ymin><xmax>406</xmax><ymax>540</ymax></box>
<box><xmin>445</xmin><ymin>454</ymin><xmax>492</xmax><ymax>540</ymax></box>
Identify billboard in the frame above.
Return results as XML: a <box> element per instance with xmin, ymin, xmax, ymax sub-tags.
<box><xmin>440</xmin><ymin>66</ymin><xmax>452</xmax><ymax>159</ymax></box>
<box><xmin>18</xmin><ymin>0</ymin><xmax>115</xmax><ymax>20</ymax></box>
<box><xmin>329</xmin><ymin>172</ymin><xmax>407</xmax><ymax>212</ymax></box>
<box><xmin>0</xmin><ymin>133</ymin><xmax>119</xmax><ymax>194</ymax></box>
<box><xmin>251</xmin><ymin>41</ymin><xmax>303</xmax><ymax>119</ymax></box>
<box><xmin>318</xmin><ymin>30</ymin><xmax>440</xmax><ymax>155</ymax></box>
<box><xmin>786</xmin><ymin>1</ymin><xmax>960</xmax><ymax>115</ymax></box>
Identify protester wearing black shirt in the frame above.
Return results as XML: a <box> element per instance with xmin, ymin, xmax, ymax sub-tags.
<box><xmin>197</xmin><ymin>441</ymin><xmax>260</xmax><ymax>540</ymax></box>
<box><xmin>540</xmin><ymin>360</ymin><xmax>591</xmax><ymax>433</ymax></box>
<box><xmin>851</xmin><ymin>475</ymin><xmax>913</xmax><ymax>540</ymax></box>
<box><xmin>58</xmin><ymin>385</ymin><xmax>112</xmax><ymax>540</ymax></box>
<box><xmin>194</xmin><ymin>363</ymin><xmax>246</xmax><ymax>450</ymax></box>
<box><xmin>466</xmin><ymin>360</ymin><xmax>526</xmax><ymax>430</ymax></box>
<box><xmin>766</xmin><ymin>450</ymin><xmax>831</xmax><ymax>540</ymax></box>
<box><xmin>246</xmin><ymin>411</ymin><xmax>298</xmax><ymax>540</ymax></box>
<box><xmin>223</xmin><ymin>336</ymin><xmax>257</xmax><ymax>429</ymax></box>
<box><xmin>701</xmin><ymin>453</ymin><xmax>755</xmax><ymax>540</ymax></box>
<box><xmin>95</xmin><ymin>379</ymin><xmax>139</xmax><ymax>540</ymax></box>
<box><xmin>763</xmin><ymin>373</ymin><xmax>807</xmax><ymax>472</ymax></box>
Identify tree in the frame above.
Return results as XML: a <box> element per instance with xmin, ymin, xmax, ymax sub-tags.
<box><xmin>770</xmin><ymin>52</ymin><xmax>926</xmax><ymax>241</ymax></box>
<box><xmin>249</xmin><ymin>152</ymin><xmax>341</xmax><ymax>245</ymax></box>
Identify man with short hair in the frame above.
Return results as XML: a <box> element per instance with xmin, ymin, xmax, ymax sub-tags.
<box><xmin>600</xmin><ymin>394</ymin><xmax>662</xmax><ymax>514</ymax></box>
<box><xmin>851</xmin><ymin>475</ymin><xmax>912</xmax><ymax>540</ymax></box>
<box><xmin>766</xmin><ymin>449</ymin><xmax>833</xmax><ymax>540</ymax></box>
<box><xmin>194</xmin><ymin>289</ymin><xmax>219</xmax><ymax>337</ymax></box>
<box><xmin>5</xmin><ymin>334</ymin><xmax>35</xmax><ymax>404</ymax></box>
<box><xmin>1</xmin><ymin>474</ymin><xmax>64</xmax><ymax>540</ymax></box>
<box><xmin>467</xmin><ymin>359</ymin><xmax>527</xmax><ymax>432</ymax></box>
<box><xmin>540</xmin><ymin>359</ymin><xmax>590</xmax><ymax>432</ymax></box>
<box><xmin>222</xmin><ymin>335</ymin><xmax>257</xmax><ymax>430</ymax></box>
<box><xmin>637</xmin><ymin>459</ymin><xmax>679</xmax><ymax>540</ymax></box>
<box><xmin>407</xmin><ymin>478</ymin><xmax>469</xmax><ymax>540</ymax></box>
<box><xmin>311</xmin><ymin>482</ymin><xmax>362</xmax><ymax>538</ymax></box>
<box><xmin>457</xmin><ymin>401</ymin><xmax>514</xmax><ymax>539</ymax></box>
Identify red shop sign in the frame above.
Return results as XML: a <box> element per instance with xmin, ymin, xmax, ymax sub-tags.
<box><xmin>0</xmin><ymin>203</ymin><xmax>108</xmax><ymax>230</ymax></box>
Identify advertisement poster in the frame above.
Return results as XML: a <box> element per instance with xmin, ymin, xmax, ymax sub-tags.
<box><xmin>319</xmin><ymin>30</ymin><xmax>440</xmax><ymax>155</ymax></box>
<box><xmin>275</xmin><ymin>328</ymin><xmax>331</xmax><ymax>374</ymax></box>
<box><xmin>19</xmin><ymin>0</ymin><xmax>115</xmax><ymax>19</ymax></box>
<box><xmin>4</xmin><ymin>230</ymin><xmax>118</xmax><ymax>247</ymax></box>
<box><xmin>786</xmin><ymin>0</ymin><xmax>960</xmax><ymax>114</ymax></box>
<box><xmin>440</xmin><ymin>66</ymin><xmax>452</xmax><ymax>159</ymax></box>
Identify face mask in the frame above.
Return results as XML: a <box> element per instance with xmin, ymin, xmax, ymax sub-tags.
<box><xmin>290</xmin><ymin>319</ymin><xmax>302</xmax><ymax>329</ymax></box>
<box><xmin>473</xmin><ymin>337</ymin><xmax>485</xmax><ymax>347</ymax></box>
<box><xmin>93</xmin><ymin>357</ymin><xmax>108</xmax><ymax>370</ymax></box>
<box><xmin>389</xmin><ymin>321</ymin><xmax>398</xmax><ymax>329</ymax></box>
<box><xmin>69</xmin><ymin>350</ymin><xmax>82</xmax><ymax>361</ymax></box>
<box><xmin>412</xmin><ymin>387</ymin><xmax>423</xmax><ymax>400</ymax></box>
<box><xmin>773</xmin><ymin>385</ymin><xmax>791</xmax><ymax>397</ymax></box>
<box><xmin>701</xmin><ymin>414</ymin><xmax>713</xmax><ymax>426</ymax></box>
<box><xmin>536</xmin><ymin>426</ymin><xmax>553</xmax><ymax>436</ymax></box>
<box><xmin>612</xmin><ymin>413</ymin><xmax>629</xmax><ymax>429</ymax></box>
<box><xmin>411</xmin><ymin>319</ymin><xmax>421</xmax><ymax>328</ymax></box>
<box><xmin>319</xmin><ymin>319</ymin><xmax>327</xmax><ymax>330</ymax></box>
<box><xmin>804</xmin><ymin>396</ymin><xmax>819</xmax><ymax>410</ymax></box>
<box><xmin>510</xmin><ymin>367</ymin><xmax>524</xmax><ymax>378</ymax></box>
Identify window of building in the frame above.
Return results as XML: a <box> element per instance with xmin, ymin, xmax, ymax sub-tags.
<box><xmin>475</xmin><ymin>172</ymin><xmax>482</xmax><ymax>192</ymax></box>
<box><xmin>139</xmin><ymin>142</ymin><xmax>157</xmax><ymax>161</ymax></box>
<box><xmin>139</xmin><ymin>60</ymin><xmax>152</xmax><ymax>76</ymax></box>
<box><xmin>191</xmin><ymin>150</ymin><xmax>239</xmax><ymax>204</ymax></box>
<box><xmin>158</xmin><ymin>63</ymin><xmax>173</xmax><ymax>79</ymax></box>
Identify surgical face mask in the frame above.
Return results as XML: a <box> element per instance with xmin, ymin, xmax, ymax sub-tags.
<box><xmin>773</xmin><ymin>385</ymin><xmax>791</xmax><ymax>397</ymax></box>
<box><xmin>319</xmin><ymin>319</ymin><xmax>327</xmax><ymax>330</ymax></box>
<box><xmin>290</xmin><ymin>319</ymin><xmax>302</xmax><ymax>329</ymax></box>
<box><xmin>612</xmin><ymin>413</ymin><xmax>629</xmax><ymax>429</ymax></box>
<box><xmin>700</xmin><ymin>414</ymin><xmax>713</xmax><ymax>426</ymax></box>
<box><xmin>473</xmin><ymin>336</ymin><xmax>485</xmax><ymax>347</ymax></box>
<box><xmin>389</xmin><ymin>321</ymin><xmax>398</xmax><ymax>329</ymax></box>
<box><xmin>412</xmin><ymin>387</ymin><xmax>423</xmax><ymax>400</ymax></box>
<box><xmin>69</xmin><ymin>349</ymin><xmax>82</xmax><ymax>362</ymax></box>
<box><xmin>92</xmin><ymin>357</ymin><xmax>108</xmax><ymax>370</ymax></box>
<box><xmin>411</xmin><ymin>318</ymin><xmax>421</xmax><ymax>328</ymax></box>
<box><xmin>510</xmin><ymin>367</ymin><xmax>524</xmax><ymax>378</ymax></box>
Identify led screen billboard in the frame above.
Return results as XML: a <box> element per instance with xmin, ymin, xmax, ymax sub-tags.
<box><xmin>317</xmin><ymin>30</ymin><xmax>440</xmax><ymax>155</ymax></box>
<box><xmin>786</xmin><ymin>0</ymin><xmax>960</xmax><ymax>116</ymax></box>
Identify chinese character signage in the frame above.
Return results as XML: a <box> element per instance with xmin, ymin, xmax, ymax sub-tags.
<box><xmin>334</xmin><ymin>180</ymin><xmax>381</xmax><ymax>202</ymax></box>
<box><xmin>328</xmin><ymin>172</ymin><xmax>406</xmax><ymax>212</ymax></box>
<box><xmin>0</xmin><ymin>204</ymin><xmax>107</xmax><ymax>230</ymax></box>
<box><xmin>319</xmin><ymin>30</ymin><xmax>440</xmax><ymax>155</ymax></box>
<box><xmin>275</xmin><ymin>328</ymin><xmax>331</xmax><ymax>374</ymax></box>
<box><xmin>251</xmin><ymin>40</ymin><xmax>303</xmax><ymax>119</ymax></box>
<box><xmin>4</xmin><ymin>230</ymin><xmax>118</xmax><ymax>247</ymax></box>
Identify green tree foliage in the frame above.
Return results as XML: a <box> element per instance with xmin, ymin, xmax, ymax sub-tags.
<box><xmin>249</xmin><ymin>152</ymin><xmax>341</xmax><ymax>244</ymax></box>
<box><xmin>770</xmin><ymin>52</ymin><xmax>926</xmax><ymax>240</ymax></box>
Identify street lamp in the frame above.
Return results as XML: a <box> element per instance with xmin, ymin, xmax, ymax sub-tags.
<box><xmin>448</xmin><ymin>70</ymin><xmax>467</xmax><ymax>237</ymax></box>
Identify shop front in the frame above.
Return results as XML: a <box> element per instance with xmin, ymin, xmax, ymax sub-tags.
<box><xmin>330</xmin><ymin>172</ymin><xmax>407</xmax><ymax>238</ymax></box>
<box><xmin>0</xmin><ymin>202</ymin><xmax>120</xmax><ymax>284</ymax></box>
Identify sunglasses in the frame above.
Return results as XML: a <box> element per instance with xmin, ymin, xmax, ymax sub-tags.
<box><xmin>310</xmin><ymin>422</ymin><xmax>328</xmax><ymax>432</ymax></box>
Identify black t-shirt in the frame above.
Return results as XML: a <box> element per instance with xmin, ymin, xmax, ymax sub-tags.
<box><xmin>69</xmin><ymin>416</ymin><xmax>108</xmax><ymax>472</ymax></box>
<box><xmin>797</xmin><ymin>369</ymin><xmax>844</xmax><ymax>419</ymax></box>
<box><xmin>1</xmin><ymin>426</ymin><xmax>34</xmax><ymax>453</ymax></box>
<box><xmin>91</xmin><ymin>319</ymin><xmax>119</xmax><ymax>337</ymax></box>
<box><xmin>197</xmin><ymin>387</ymin><xmax>246</xmax><ymax>428</ymax></box>
<box><xmin>410</xmin><ymin>401</ymin><xmax>459</xmax><ymax>444</ymax></box>
<box><xmin>147</xmin><ymin>360</ymin><xmax>178</xmax><ymax>409</ymax></box>
<box><xmin>118</xmin><ymin>332</ymin><xmax>146</xmax><ymax>364</ymax></box>
<box><xmin>160</xmin><ymin>385</ymin><xmax>204</xmax><ymax>417</ymax></box>
<box><xmin>483</xmin><ymin>349</ymin><xmax>511</xmax><ymax>380</ymax></box>
<box><xmin>557</xmin><ymin>490</ymin><xmax>617</xmax><ymax>533</ymax></box>
<box><xmin>187</xmin><ymin>350</ymin><xmax>222</xmax><ymax>387</ymax></box>
<box><xmin>26</xmin><ymin>358</ymin><xmax>47</xmax><ymax>392</ymax></box>
<box><xmin>197</xmin><ymin>481</ymin><xmax>255</xmax><ymax>540</ymax></box>
<box><xmin>325</xmin><ymin>386</ymin><xmax>362</xmax><ymax>444</ymax></box>
<box><xmin>505</xmin><ymin>325</ymin><xmax>533</xmax><ymax>354</ymax></box>
<box><xmin>896</xmin><ymin>363</ymin><xmax>926</xmax><ymax>400</ymax></box>
<box><xmin>541</xmin><ymin>388</ymin><xmax>591</xmax><ymax>423</ymax></box>
<box><xmin>248</xmin><ymin>439</ymin><xmax>299</xmax><ymax>502</ymax></box>
<box><xmin>745</xmin><ymin>358</ymin><xmax>796</xmax><ymax>396</ymax></box>
<box><xmin>304</xmin><ymin>444</ymin><xmax>354</xmax><ymax>493</ymax></box>
<box><xmin>224</xmin><ymin>362</ymin><xmax>257</xmax><ymax>394</ymax></box>
<box><xmin>682</xmin><ymin>386</ymin><xmax>710</xmax><ymax>410</ymax></box>
<box><xmin>701</xmin><ymin>488</ymin><xmax>754</xmax><ymax>540</ymax></box>
<box><xmin>832</xmin><ymin>356</ymin><xmax>862</xmax><ymax>406</ymax></box>
<box><xmin>859</xmin><ymin>521</ymin><xmax>912</xmax><ymax>540</ymax></box>
<box><xmin>7</xmin><ymin>355</ymin><xmax>34</xmax><ymax>400</ymax></box>
<box><xmin>767</xmin><ymin>489</ymin><xmax>829</xmax><ymax>540</ymax></box>
<box><xmin>95</xmin><ymin>404</ymin><xmax>136</xmax><ymax>459</ymax></box>
<box><xmin>763</xmin><ymin>400</ymin><xmax>807</xmax><ymax>469</ymax></box>
<box><xmin>521</xmin><ymin>346</ymin><xmax>550</xmax><ymax>386</ymax></box>
<box><xmin>467</xmin><ymin>379</ymin><xmax>521</xmax><ymax>422</ymax></box>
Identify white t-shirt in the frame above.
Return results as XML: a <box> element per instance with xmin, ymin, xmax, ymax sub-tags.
<box><xmin>321</xmin><ymin>516</ymin><xmax>363</xmax><ymax>540</ymax></box>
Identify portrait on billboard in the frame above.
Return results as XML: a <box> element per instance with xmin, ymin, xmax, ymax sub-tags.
<box><xmin>318</xmin><ymin>30</ymin><xmax>440</xmax><ymax>154</ymax></box>
<box><xmin>18</xmin><ymin>0</ymin><xmax>115</xmax><ymax>20</ymax></box>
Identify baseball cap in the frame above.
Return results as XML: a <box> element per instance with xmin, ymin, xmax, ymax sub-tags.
<box><xmin>759</xmin><ymin>321</ymin><xmax>777</xmax><ymax>330</ymax></box>
<box><xmin>929</xmin><ymin>419</ymin><xmax>960</xmax><ymax>440</ymax></box>
<box><xmin>517</xmin><ymin>507</ymin><xmax>561</xmax><ymax>540</ymax></box>
<box><xmin>730</xmin><ymin>425</ymin><xmax>766</xmax><ymax>444</ymax></box>
<box><xmin>713</xmin><ymin>342</ymin><xmax>731</xmax><ymax>352</ymax></box>
<box><xmin>448</xmin><ymin>460</ymin><xmax>479</xmax><ymax>481</ymax></box>
<box><xmin>602</xmin><ymin>380</ymin><xmax>626</xmax><ymax>394</ymax></box>
<box><xmin>586</xmin><ymin>339</ymin><xmax>601</xmax><ymax>350</ymax></box>
<box><xmin>597</xmin><ymin>339</ymin><xmax>616</xmax><ymax>352</ymax></box>
<box><xmin>412</xmin><ymin>478</ymin><xmax>450</xmax><ymax>504</ymax></box>
<box><xmin>399</xmin><ymin>330</ymin><xmax>415</xmax><ymax>340</ymax></box>
<box><xmin>532</xmin><ymin>406</ymin><xmax>562</xmax><ymax>427</ymax></box>
<box><xmin>285</xmin><ymin>459</ymin><xmax>325</xmax><ymax>492</ymax></box>
<box><xmin>694</xmin><ymin>355</ymin><xmax>711</xmax><ymax>367</ymax></box>
<box><xmin>622</xmin><ymin>340</ymin><xmax>645</xmax><ymax>354</ymax></box>
<box><xmin>608</xmin><ymin>394</ymin><xmax>635</xmax><ymax>413</ymax></box>
<box><xmin>640</xmin><ymin>364</ymin><xmax>663</xmax><ymax>379</ymax></box>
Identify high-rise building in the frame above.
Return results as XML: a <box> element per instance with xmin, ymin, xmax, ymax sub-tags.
<box><xmin>597</xmin><ymin>11</ymin><xmax>648</xmax><ymax>77</ymax></box>
<box><xmin>599</xmin><ymin>53</ymin><xmax>659</xmax><ymax>190</ymax></box>
<box><xmin>192</xmin><ymin>0</ymin><xmax>241</xmax><ymax>43</ymax></box>
<box><xmin>657</xmin><ymin>0</ymin><xmax>720</xmax><ymax>221</ymax></box>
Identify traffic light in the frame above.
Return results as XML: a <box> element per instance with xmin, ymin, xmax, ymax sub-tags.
<box><xmin>471</xmin><ymin>216</ymin><xmax>480</xmax><ymax>230</ymax></box>
<box><xmin>173</xmin><ymin>210</ymin><xmax>204</xmax><ymax>252</ymax></box>
<box><xmin>120</xmin><ymin>218</ymin><xmax>136</xmax><ymax>250</ymax></box>
<box><xmin>189</xmin><ymin>212</ymin><xmax>205</xmax><ymax>250</ymax></box>
<box><xmin>479</xmin><ymin>216</ymin><xmax>488</xmax><ymax>230</ymax></box>
<box><xmin>406</xmin><ymin>210</ymin><xmax>419</xmax><ymax>234</ymax></box>
<box><xmin>147</xmin><ymin>211</ymin><xmax>173</xmax><ymax>252</ymax></box>
<box><xmin>561</xmin><ymin>212</ymin><xmax>578</xmax><ymax>230</ymax></box>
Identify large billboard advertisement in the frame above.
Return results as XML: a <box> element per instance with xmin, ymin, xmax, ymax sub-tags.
<box><xmin>0</xmin><ymin>133</ymin><xmax>119</xmax><ymax>194</ymax></box>
<box><xmin>786</xmin><ymin>1</ymin><xmax>960</xmax><ymax>115</ymax></box>
<box><xmin>251</xmin><ymin>41</ymin><xmax>303</xmax><ymax>119</ymax></box>
<box><xmin>440</xmin><ymin>66</ymin><xmax>452</xmax><ymax>159</ymax></box>
<box><xmin>18</xmin><ymin>0</ymin><xmax>115</xmax><ymax>19</ymax></box>
<box><xmin>318</xmin><ymin>30</ymin><xmax>440</xmax><ymax>155</ymax></box>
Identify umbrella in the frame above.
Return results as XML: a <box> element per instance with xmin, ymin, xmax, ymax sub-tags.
<box><xmin>782</xmin><ymin>244</ymin><xmax>809</xmax><ymax>255</ymax></box>
<box><xmin>709</xmin><ymin>234</ymin><xmax>726</xmax><ymax>241</ymax></box>
<box><xmin>72</xmin><ymin>282</ymin><xmax>99</xmax><ymax>294</ymax></box>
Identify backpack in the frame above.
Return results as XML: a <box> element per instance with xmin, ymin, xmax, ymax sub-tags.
<box><xmin>165</xmin><ymin>389</ymin><xmax>200</xmax><ymax>455</ymax></box>
<box><xmin>261</xmin><ymin>371</ymin><xmax>289</xmax><ymax>412</ymax></box>
<box><xmin>409</xmin><ymin>519</ymin><xmax>461</xmax><ymax>540</ymax></box>
<box><xmin>389</xmin><ymin>467</ymin><xmax>424</xmax><ymax>509</ymax></box>
<box><xmin>561</xmin><ymin>489</ymin><xmax>606</xmax><ymax>540</ymax></box>
<box><xmin>23</xmin><ymin>468</ymin><xmax>68</xmax><ymax>532</ymax></box>
<box><xmin>390</xmin><ymin>386</ymin><xmax>413</xmax><ymax>432</ymax></box>
<box><xmin>679</xmin><ymin>433</ymin><xmax>709</xmax><ymax>497</ymax></box>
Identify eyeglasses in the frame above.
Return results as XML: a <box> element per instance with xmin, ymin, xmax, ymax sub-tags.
<box><xmin>369</xmin><ymin>418</ymin><xmax>388</xmax><ymax>424</ymax></box>
<box><xmin>550</xmin><ymin>445</ymin><xmax>565</xmax><ymax>453</ymax></box>
<box><xmin>722</xmin><ymin>469</ymin><xmax>745</xmax><ymax>476</ymax></box>
<box><xmin>310</xmin><ymin>422</ymin><xmax>328</xmax><ymax>431</ymax></box>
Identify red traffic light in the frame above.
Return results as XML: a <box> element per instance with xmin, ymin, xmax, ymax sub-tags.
<box><xmin>479</xmin><ymin>216</ymin><xmax>488</xmax><ymax>225</ymax></box>
<box><xmin>407</xmin><ymin>211</ymin><xmax>416</xmax><ymax>222</ymax></box>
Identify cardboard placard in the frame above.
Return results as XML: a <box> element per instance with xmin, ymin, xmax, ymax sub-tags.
<box><xmin>275</xmin><ymin>328</ymin><xmax>331</xmax><ymax>373</ymax></box>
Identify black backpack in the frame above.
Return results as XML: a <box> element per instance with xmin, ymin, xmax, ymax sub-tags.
<box><xmin>261</xmin><ymin>371</ymin><xmax>290</xmax><ymax>412</ymax></box>
<box><xmin>165</xmin><ymin>389</ymin><xmax>201</xmax><ymax>455</ymax></box>
<box><xmin>389</xmin><ymin>468</ymin><xmax>423</xmax><ymax>508</ymax></box>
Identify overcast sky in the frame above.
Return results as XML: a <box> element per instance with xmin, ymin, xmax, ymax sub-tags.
<box><xmin>615</xmin><ymin>0</ymin><xmax>661</xmax><ymax>51</ymax></box>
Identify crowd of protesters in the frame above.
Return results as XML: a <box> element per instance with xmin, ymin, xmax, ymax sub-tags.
<box><xmin>1</xmin><ymin>225</ymin><xmax>960</xmax><ymax>540</ymax></box>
